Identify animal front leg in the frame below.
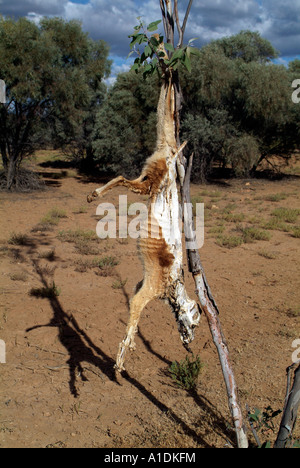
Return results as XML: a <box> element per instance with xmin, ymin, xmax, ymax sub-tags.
<box><xmin>87</xmin><ymin>176</ymin><xmax>125</xmax><ymax>203</ymax></box>
<box><xmin>87</xmin><ymin>175</ymin><xmax>149</xmax><ymax>203</ymax></box>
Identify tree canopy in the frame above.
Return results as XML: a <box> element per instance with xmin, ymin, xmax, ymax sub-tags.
<box><xmin>209</xmin><ymin>30</ymin><xmax>279</xmax><ymax>63</ymax></box>
<box><xmin>0</xmin><ymin>17</ymin><xmax>298</xmax><ymax>187</ymax></box>
<box><xmin>93</xmin><ymin>71</ymin><xmax>160</xmax><ymax>176</ymax></box>
<box><xmin>0</xmin><ymin>16</ymin><xmax>111</xmax><ymax>190</ymax></box>
<box><xmin>92</xmin><ymin>30</ymin><xmax>299</xmax><ymax>181</ymax></box>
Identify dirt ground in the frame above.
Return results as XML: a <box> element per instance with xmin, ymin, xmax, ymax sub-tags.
<box><xmin>0</xmin><ymin>151</ymin><xmax>299</xmax><ymax>448</ymax></box>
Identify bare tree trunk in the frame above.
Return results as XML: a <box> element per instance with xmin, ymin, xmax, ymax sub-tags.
<box><xmin>274</xmin><ymin>362</ymin><xmax>300</xmax><ymax>448</ymax></box>
<box><xmin>159</xmin><ymin>0</ymin><xmax>249</xmax><ymax>448</ymax></box>
<box><xmin>6</xmin><ymin>156</ymin><xmax>18</xmax><ymax>190</ymax></box>
<box><xmin>0</xmin><ymin>145</ymin><xmax>8</xmax><ymax>171</ymax></box>
<box><xmin>0</xmin><ymin>118</ymin><xmax>9</xmax><ymax>171</ymax></box>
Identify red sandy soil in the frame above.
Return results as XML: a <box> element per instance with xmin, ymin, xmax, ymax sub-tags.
<box><xmin>0</xmin><ymin>152</ymin><xmax>299</xmax><ymax>448</ymax></box>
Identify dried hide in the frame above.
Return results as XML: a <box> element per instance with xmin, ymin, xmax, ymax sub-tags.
<box><xmin>88</xmin><ymin>80</ymin><xmax>200</xmax><ymax>371</ymax></box>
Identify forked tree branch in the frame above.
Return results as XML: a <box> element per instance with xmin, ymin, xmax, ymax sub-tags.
<box><xmin>159</xmin><ymin>0</ymin><xmax>168</xmax><ymax>41</ymax></box>
<box><xmin>173</xmin><ymin>0</ymin><xmax>183</xmax><ymax>48</ymax></box>
<box><xmin>157</xmin><ymin>0</ymin><xmax>249</xmax><ymax>448</ymax></box>
<box><xmin>160</xmin><ymin>0</ymin><xmax>174</xmax><ymax>45</ymax></box>
<box><xmin>181</xmin><ymin>0</ymin><xmax>193</xmax><ymax>42</ymax></box>
<box><xmin>174</xmin><ymin>0</ymin><xmax>194</xmax><ymax>48</ymax></box>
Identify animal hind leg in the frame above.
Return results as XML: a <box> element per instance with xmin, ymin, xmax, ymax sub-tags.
<box><xmin>115</xmin><ymin>279</ymin><xmax>158</xmax><ymax>372</ymax></box>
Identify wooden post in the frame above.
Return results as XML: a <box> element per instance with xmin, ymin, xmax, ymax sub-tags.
<box><xmin>159</xmin><ymin>0</ymin><xmax>249</xmax><ymax>448</ymax></box>
<box><xmin>179</xmin><ymin>154</ymin><xmax>249</xmax><ymax>449</ymax></box>
<box><xmin>274</xmin><ymin>361</ymin><xmax>300</xmax><ymax>448</ymax></box>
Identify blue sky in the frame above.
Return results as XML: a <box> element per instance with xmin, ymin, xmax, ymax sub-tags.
<box><xmin>1</xmin><ymin>0</ymin><xmax>299</xmax><ymax>84</ymax></box>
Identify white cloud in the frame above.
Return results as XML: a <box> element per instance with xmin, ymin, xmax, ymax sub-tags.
<box><xmin>0</xmin><ymin>0</ymin><xmax>68</xmax><ymax>16</ymax></box>
<box><xmin>1</xmin><ymin>0</ymin><xmax>299</xmax><ymax>60</ymax></box>
<box><xmin>64</xmin><ymin>0</ymin><xmax>139</xmax><ymax>56</ymax></box>
<box><xmin>105</xmin><ymin>58</ymin><xmax>132</xmax><ymax>87</ymax></box>
<box><xmin>26</xmin><ymin>12</ymin><xmax>44</xmax><ymax>25</ymax></box>
<box><xmin>185</xmin><ymin>0</ymin><xmax>261</xmax><ymax>46</ymax></box>
<box><xmin>258</xmin><ymin>0</ymin><xmax>300</xmax><ymax>55</ymax></box>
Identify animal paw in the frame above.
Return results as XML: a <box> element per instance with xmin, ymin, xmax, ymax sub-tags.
<box><xmin>129</xmin><ymin>341</ymin><xmax>136</xmax><ymax>352</ymax></box>
<box><xmin>87</xmin><ymin>191</ymin><xmax>98</xmax><ymax>203</ymax></box>
<box><xmin>114</xmin><ymin>362</ymin><xmax>125</xmax><ymax>373</ymax></box>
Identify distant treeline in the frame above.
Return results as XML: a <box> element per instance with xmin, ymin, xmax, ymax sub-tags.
<box><xmin>94</xmin><ymin>31</ymin><xmax>300</xmax><ymax>181</ymax></box>
<box><xmin>0</xmin><ymin>17</ymin><xmax>299</xmax><ymax>189</ymax></box>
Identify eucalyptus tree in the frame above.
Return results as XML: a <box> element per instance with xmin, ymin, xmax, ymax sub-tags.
<box><xmin>91</xmin><ymin>0</ymin><xmax>249</xmax><ymax>448</ymax></box>
<box><xmin>0</xmin><ymin>16</ymin><xmax>111</xmax><ymax>190</ymax></box>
